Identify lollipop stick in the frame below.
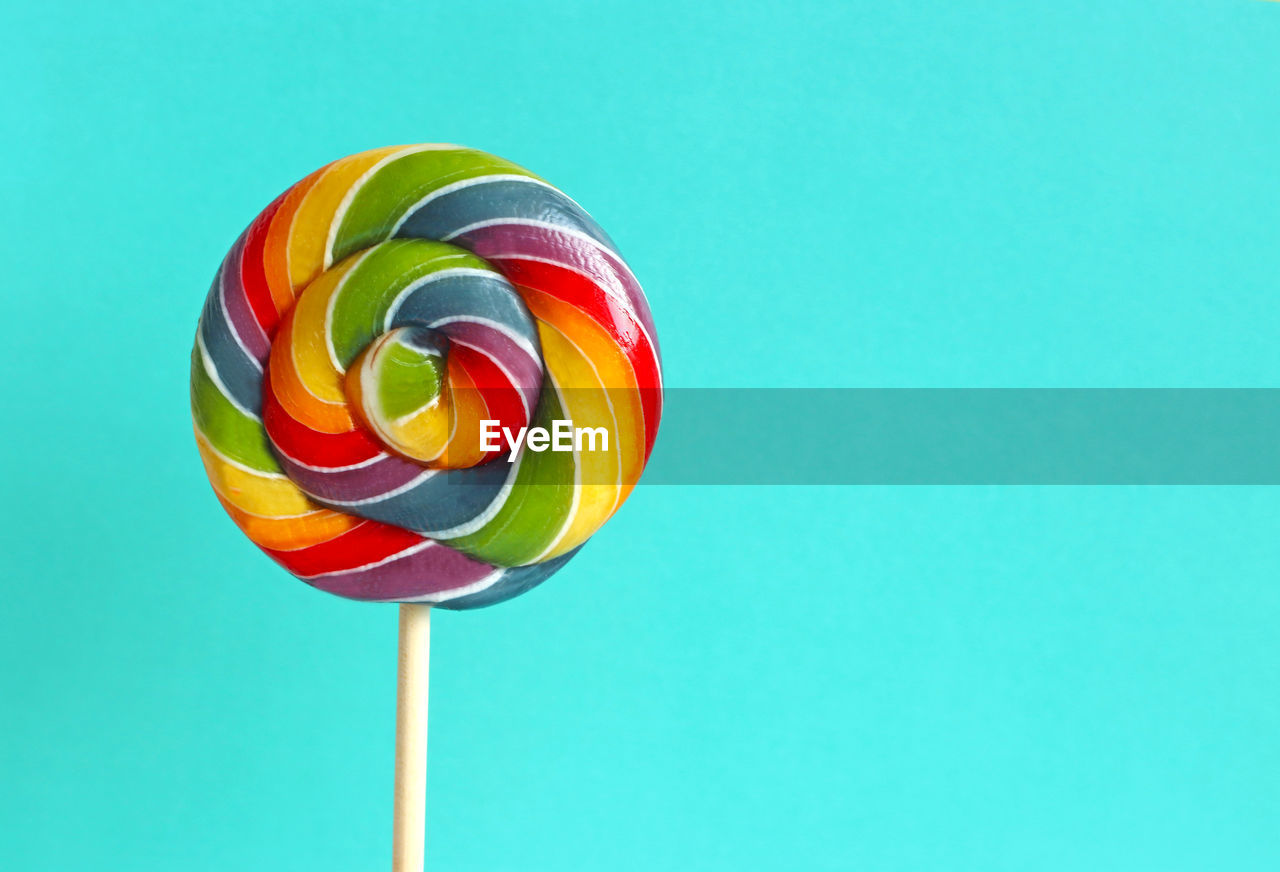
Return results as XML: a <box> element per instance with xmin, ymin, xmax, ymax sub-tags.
<box><xmin>393</xmin><ymin>603</ymin><xmax>431</xmax><ymax>872</ymax></box>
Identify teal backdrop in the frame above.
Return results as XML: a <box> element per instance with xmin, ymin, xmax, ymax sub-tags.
<box><xmin>3</xmin><ymin>1</ymin><xmax>1280</xmax><ymax>869</ymax></box>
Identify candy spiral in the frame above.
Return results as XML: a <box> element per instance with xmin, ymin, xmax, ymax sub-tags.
<box><xmin>191</xmin><ymin>145</ymin><xmax>662</xmax><ymax>609</ymax></box>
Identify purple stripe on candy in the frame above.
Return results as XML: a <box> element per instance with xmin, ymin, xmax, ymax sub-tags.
<box><xmin>277</xmin><ymin>450</ymin><xmax>427</xmax><ymax>503</ymax></box>
<box><xmin>443</xmin><ymin>320</ymin><xmax>543</xmax><ymax>411</ymax></box>
<box><xmin>305</xmin><ymin>540</ymin><xmax>499</xmax><ymax>601</ymax></box>
<box><xmin>220</xmin><ymin>233</ymin><xmax>271</xmax><ymax>363</ymax></box>
<box><xmin>458</xmin><ymin>223</ymin><xmax>659</xmax><ymax>354</ymax></box>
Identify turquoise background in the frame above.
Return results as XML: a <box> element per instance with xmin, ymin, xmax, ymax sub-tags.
<box><xmin>3</xmin><ymin>1</ymin><xmax>1280</xmax><ymax>868</ymax></box>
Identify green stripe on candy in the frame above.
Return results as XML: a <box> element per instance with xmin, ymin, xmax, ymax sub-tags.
<box><xmin>445</xmin><ymin>386</ymin><xmax>575</xmax><ymax>565</ymax></box>
<box><xmin>331</xmin><ymin>148</ymin><xmax>541</xmax><ymax>263</ymax></box>
<box><xmin>375</xmin><ymin>335</ymin><xmax>443</xmax><ymax>420</ymax></box>
<box><xmin>189</xmin><ymin>348</ymin><xmax>282</xmax><ymax>473</ymax></box>
<box><xmin>329</xmin><ymin>239</ymin><xmax>495</xmax><ymax>367</ymax></box>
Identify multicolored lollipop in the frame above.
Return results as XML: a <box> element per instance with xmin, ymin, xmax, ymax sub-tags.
<box><xmin>190</xmin><ymin>145</ymin><xmax>662</xmax><ymax>870</ymax></box>
<box><xmin>191</xmin><ymin>145</ymin><xmax>662</xmax><ymax>608</ymax></box>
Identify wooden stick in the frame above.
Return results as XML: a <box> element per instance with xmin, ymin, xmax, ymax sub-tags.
<box><xmin>393</xmin><ymin>603</ymin><xmax>431</xmax><ymax>872</ymax></box>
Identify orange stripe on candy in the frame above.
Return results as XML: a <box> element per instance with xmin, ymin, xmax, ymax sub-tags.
<box><xmin>216</xmin><ymin>494</ymin><xmax>358</xmax><ymax>551</ymax></box>
<box><xmin>442</xmin><ymin>356</ymin><xmax>488</xmax><ymax>466</ymax></box>
<box><xmin>269</xmin><ymin>314</ymin><xmax>358</xmax><ymax>434</ymax></box>
<box><xmin>521</xmin><ymin>287</ymin><xmax>645</xmax><ymax>488</ymax></box>
<box><xmin>262</xmin><ymin>168</ymin><xmax>326</xmax><ymax>316</ymax></box>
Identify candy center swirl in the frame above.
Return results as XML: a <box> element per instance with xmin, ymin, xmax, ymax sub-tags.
<box><xmin>275</xmin><ymin>239</ymin><xmax>541</xmax><ymax>473</ymax></box>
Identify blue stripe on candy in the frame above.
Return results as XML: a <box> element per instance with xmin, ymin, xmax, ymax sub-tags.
<box><xmin>319</xmin><ymin>455</ymin><xmax>514</xmax><ymax>535</ymax></box>
<box><xmin>199</xmin><ymin>267</ymin><xmax>264</xmax><ymax>416</ymax></box>
<box><xmin>436</xmin><ymin>546</ymin><xmax>583</xmax><ymax>610</ymax></box>
<box><xmin>391</xmin><ymin>273</ymin><xmax>541</xmax><ymax>354</ymax></box>
<box><xmin>396</xmin><ymin>177</ymin><xmax>619</xmax><ymax>255</ymax></box>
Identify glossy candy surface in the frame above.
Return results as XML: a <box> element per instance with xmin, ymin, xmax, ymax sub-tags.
<box><xmin>191</xmin><ymin>145</ymin><xmax>661</xmax><ymax>608</ymax></box>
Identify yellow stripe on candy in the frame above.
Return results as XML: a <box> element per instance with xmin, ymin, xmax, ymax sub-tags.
<box><xmin>386</xmin><ymin>401</ymin><xmax>451</xmax><ymax>463</ymax></box>
<box><xmin>534</xmin><ymin>322</ymin><xmax>622</xmax><ymax>560</ymax></box>
<box><xmin>288</xmin><ymin>146</ymin><xmax>406</xmax><ymax>288</ymax></box>
<box><xmin>269</xmin><ymin>315</ymin><xmax>356</xmax><ymax>434</ymax></box>
<box><xmin>289</xmin><ymin>262</ymin><xmax>352</xmax><ymax>401</ymax></box>
<box><xmin>196</xmin><ymin>428</ymin><xmax>358</xmax><ymax>550</ymax></box>
<box><xmin>195</xmin><ymin>430</ymin><xmax>314</xmax><ymax>516</ymax></box>
<box><xmin>523</xmin><ymin>289</ymin><xmax>646</xmax><ymax>489</ymax></box>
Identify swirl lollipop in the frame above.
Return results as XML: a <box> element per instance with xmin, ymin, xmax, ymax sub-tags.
<box><xmin>190</xmin><ymin>145</ymin><xmax>661</xmax><ymax>869</ymax></box>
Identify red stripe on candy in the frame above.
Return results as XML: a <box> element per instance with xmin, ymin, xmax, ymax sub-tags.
<box><xmin>264</xmin><ymin>521</ymin><xmax>426</xmax><ymax>577</ymax></box>
<box><xmin>240</xmin><ymin>192</ymin><xmax>287</xmax><ymax>338</ymax></box>
<box><xmin>262</xmin><ymin>367</ymin><xmax>383</xmax><ymax>468</ymax></box>
<box><xmin>451</xmin><ymin>345</ymin><xmax>528</xmax><ymax>452</ymax></box>
<box><xmin>499</xmin><ymin>258</ymin><xmax>663</xmax><ymax>460</ymax></box>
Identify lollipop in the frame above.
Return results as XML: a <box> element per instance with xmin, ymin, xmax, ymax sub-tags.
<box><xmin>190</xmin><ymin>145</ymin><xmax>662</xmax><ymax>869</ymax></box>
